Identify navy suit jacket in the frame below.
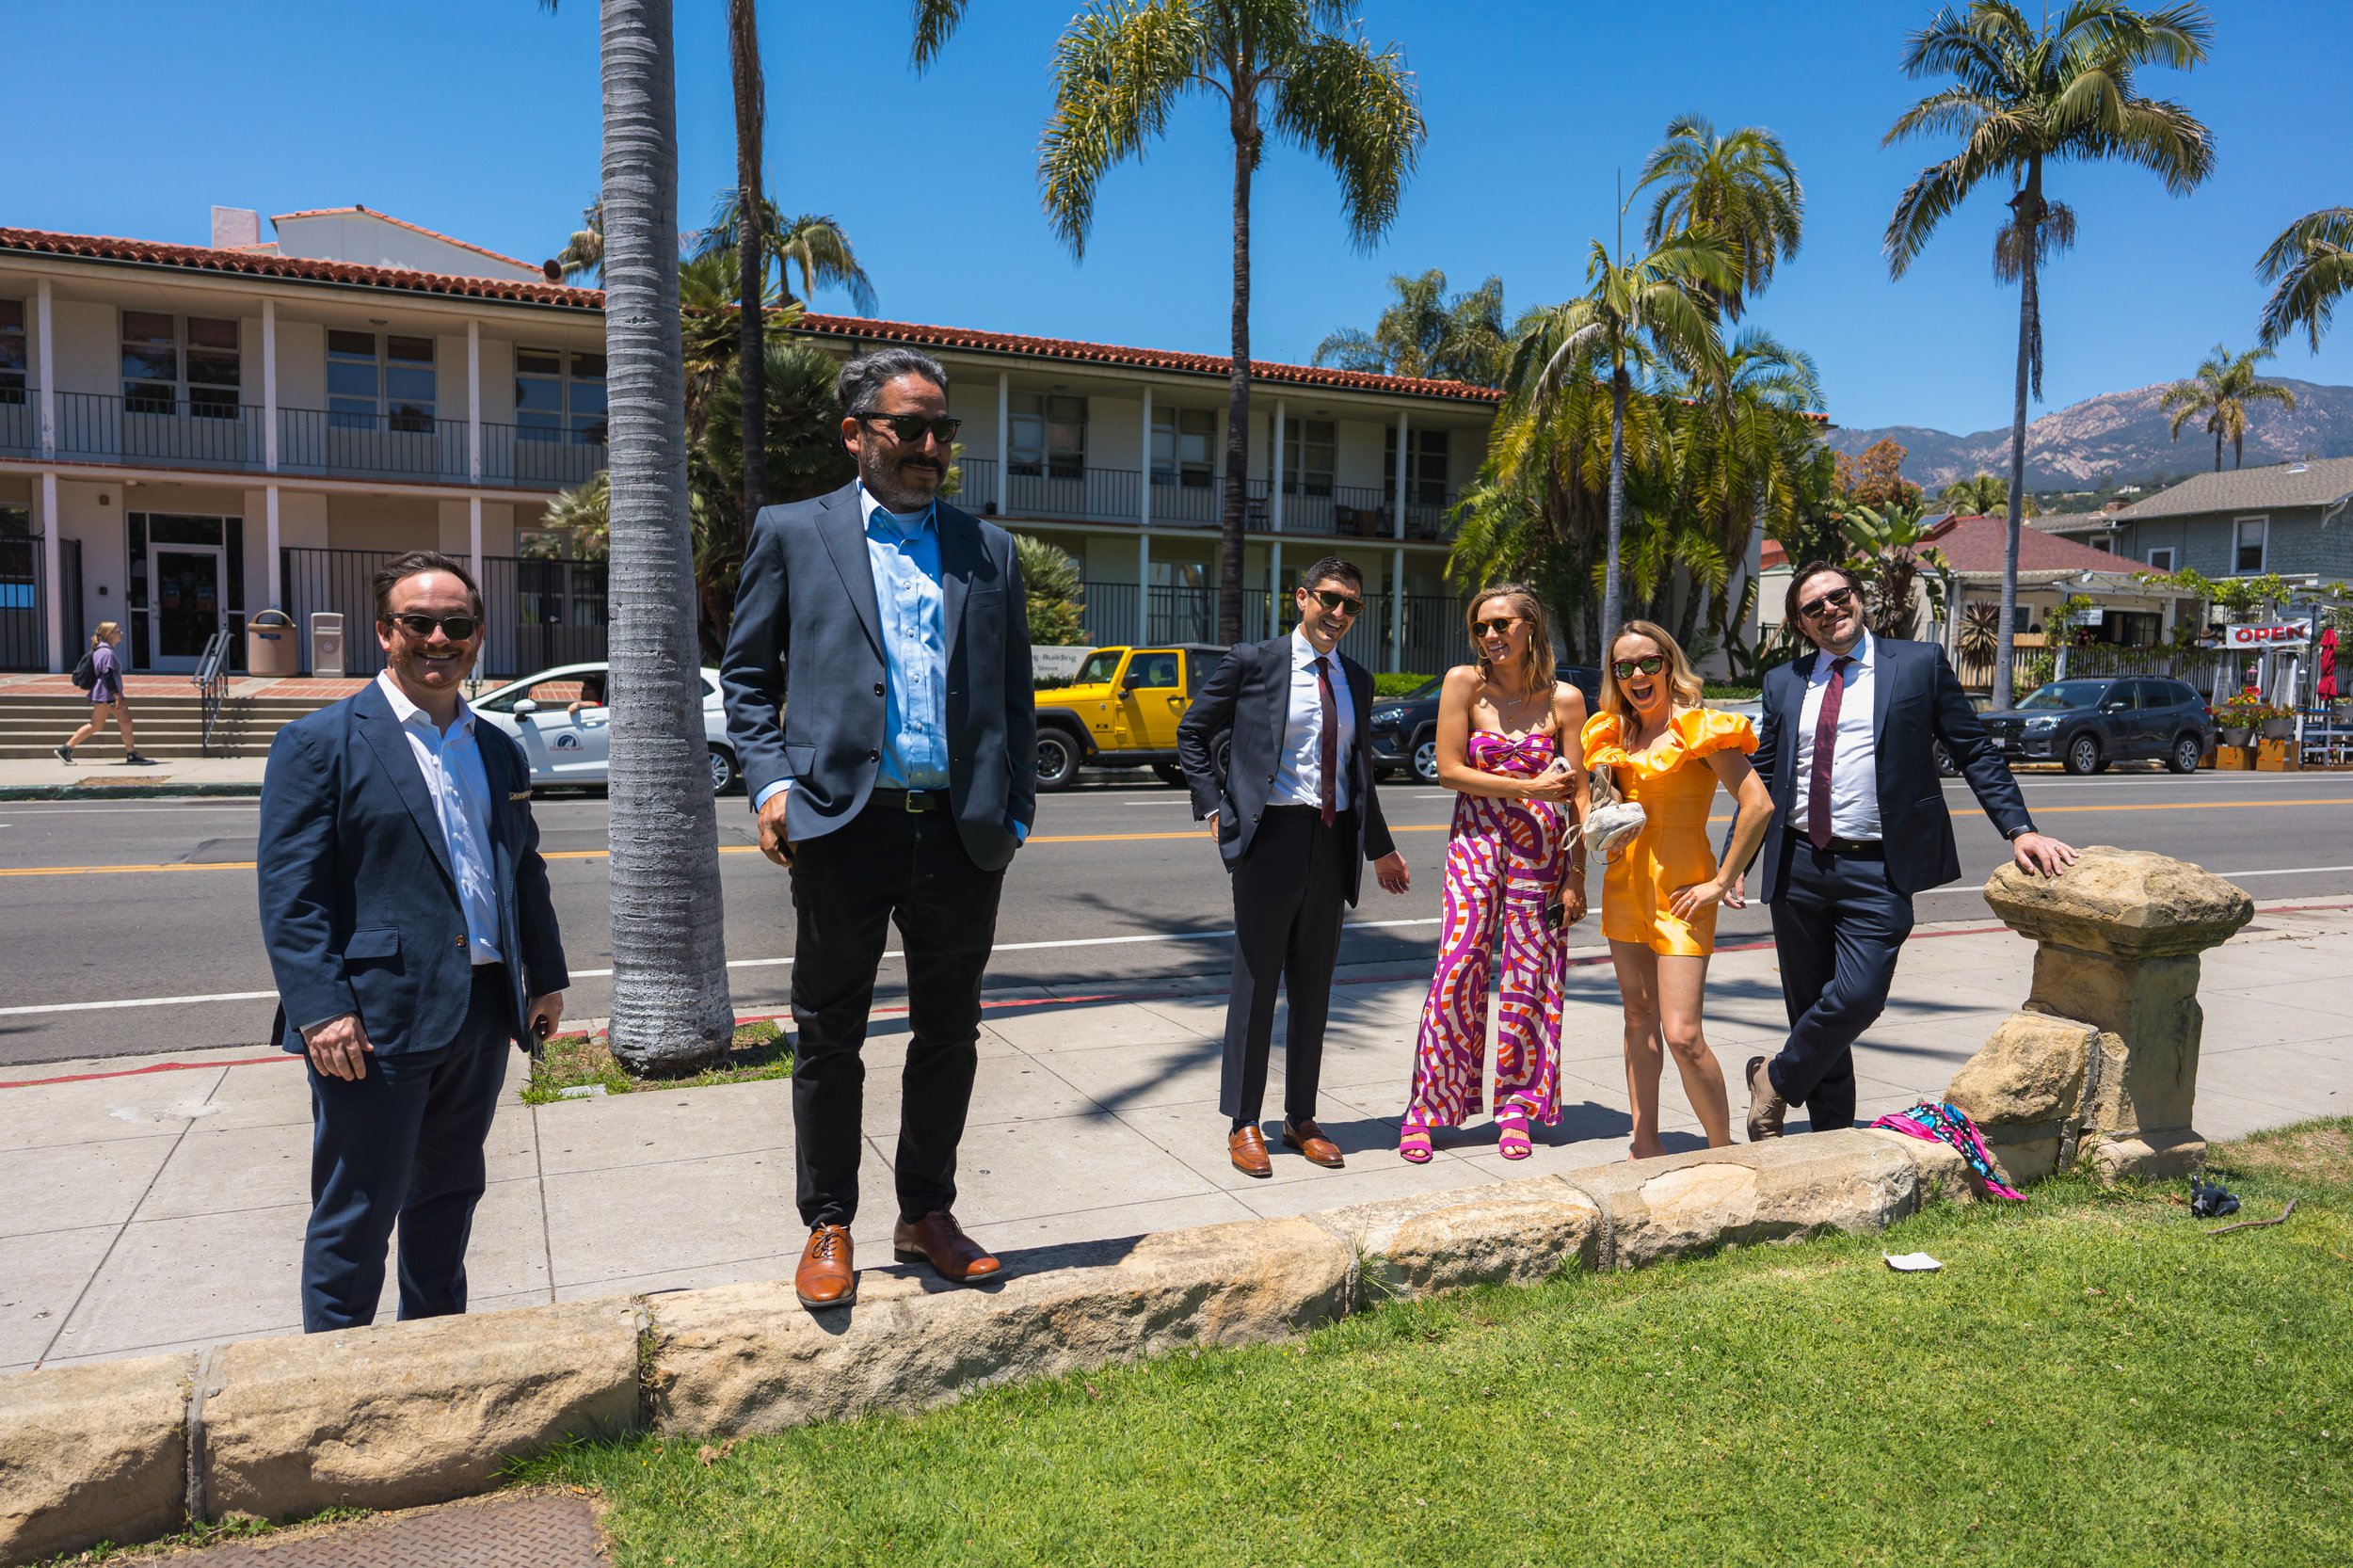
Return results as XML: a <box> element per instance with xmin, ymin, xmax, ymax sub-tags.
<box><xmin>257</xmin><ymin>680</ymin><xmax>568</xmax><ymax>1056</ymax></box>
<box><xmin>1750</xmin><ymin>635</ymin><xmax>2033</xmax><ymax>904</ymax></box>
<box><xmin>719</xmin><ymin>481</ymin><xmax>1036</xmax><ymax>874</ymax></box>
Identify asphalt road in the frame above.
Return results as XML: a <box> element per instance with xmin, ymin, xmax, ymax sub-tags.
<box><xmin>3</xmin><ymin>767</ymin><xmax>2350</xmax><ymax>1065</ymax></box>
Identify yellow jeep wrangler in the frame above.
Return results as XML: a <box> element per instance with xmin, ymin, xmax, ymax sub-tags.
<box><xmin>1032</xmin><ymin>643</ymin><xmax>1231</xmax><ymax>791</ymax></box>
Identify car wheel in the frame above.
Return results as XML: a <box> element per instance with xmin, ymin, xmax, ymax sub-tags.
<box><xmin>2065</xmin><ymin>733</ymin><xmax>2103</xmax><ymax>776</ymax></box>
<box><xmin>1035</xmin><ymin>728</ymin><xmax>1081</xmax><ymax>792</ymax></box>
<box><xmin>1930</xmin><ymin>738</ymin><xmax>1960</xmax><ymax>778</ymax></box>
<box><xmin>1150</xmin><ymin>762</ymin><xmax>1187</xmax><ymax>789</ymax></box>
<box><xmin>2168</xmin><ymin>733</ymin><xmax>2203</xmax><ymax>774</ymax></box>
<box><xmin>707</xmin><ymin>745</ymin><xmax>738</xmax><ymax>795</ymax></box>
<box><xmin>1412</xmin><ymin>728</ymin><xmax>1440</xmax><ymax>785</ymax></box>
<box><xmin>1210</xmin><ymin>731</ymin><xmax>1233</xmax><ymax>787</ymax></box>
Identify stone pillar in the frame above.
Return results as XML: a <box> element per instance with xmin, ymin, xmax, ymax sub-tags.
<box><xmin>1945</xmin><ymin>847</ymin><xmax>2251</xmax><ymax>1184</ymax></box>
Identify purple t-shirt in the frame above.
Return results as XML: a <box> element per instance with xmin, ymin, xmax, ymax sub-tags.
<box><xmin>89</xmin><ymin>643</ymin><xmax>122</xmax><ymax>703</ymax></box>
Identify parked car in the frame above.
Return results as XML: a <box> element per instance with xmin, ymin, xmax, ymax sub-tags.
<box><xmin>1978</xmin><ymin>676</ymin><xmax>2215</xmax><ymax>776</ymax></box>
<box><xmin>1370</xmin><ymin>665</ymin><xmax>1604</xmax><ymax>785</ymax></box>
<box><xmin>1031</xmin><ymin>644</ymin><xmax>1230</xmax><ymax>791</ymax></box>
<box><xmin>472</xmin><ymin>662</ymin><xmax>743</xmax><ymax>793</ymax></box>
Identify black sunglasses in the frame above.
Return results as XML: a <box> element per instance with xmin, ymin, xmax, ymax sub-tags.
<box><xmin>1800</xmin><ymin>584</ymin><xmax>1858</xmax><ymax>620</ymax></box>
<box><xmin>1610</xmin><ymin>654</ymin><xmax>1666</xmax><ymax>680</ymax></box>
<box><xmin>858</xmin><ymin>411</ymin><xmax>962</xmax><ymax>445</ymax></box>
<box><xmin>387</xmin><ymin>612</ymin><xmax>480</xmax><ymax>642</ymax></box>
<box><xmin>1310</xmin><ymin>588</ymin><xmax>1365</xmax><ymax>616</ymax></box>
<box><xmin>1473</xmin><ymin>616</ymin><xmax>1521</xmax><ymax>637</ymax></box>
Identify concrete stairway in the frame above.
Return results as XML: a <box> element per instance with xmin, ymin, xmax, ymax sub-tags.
<box><xmin>0</xmin><ymin>692</ymin><xmax>332</xmax><ymax>760</ymax></box>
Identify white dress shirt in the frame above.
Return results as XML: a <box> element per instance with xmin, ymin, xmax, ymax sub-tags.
<box><xmin>1269</xmin><ymin>629</ymin><xmax>1354</xmax><ymax>812</ymax></box>
<box><xmin>375</xmin><ymin>670</ymin><xmax>503</xmax><ymax>964</ymax></box>
<box><xmin>1788</xmin><ymin>629</ymin><xmax>1882</xmax><ymax>842</ymax></box>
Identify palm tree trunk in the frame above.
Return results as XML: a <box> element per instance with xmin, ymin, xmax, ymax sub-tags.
<box><xmin>730</xmin><ymin>0</ymin><xmax>766</xmax><ymax>530</ymax></box>
<box><xmin>1218</xmin><ymin>92</ymin><xmax>1257</xmax><ymax>647</ymax></box>
<box><xmin>1994</xmin><ymin>213</ymin><xmax>2035</xmax><ymax>709</ymax></box>
<box><xmin>600</xmin><ymin>0</ymin><xmax>733</xmax><ymax>1072</ymax></box>
<box><xmin>2213</xmin><ymin>424</ymin><xmax>2222</xmax><ymax>472</ymax></box>
<box><xmin>1601</xmin><ymin>363</ymin><xmax>1629</xmax><ymax>642</ymax></box>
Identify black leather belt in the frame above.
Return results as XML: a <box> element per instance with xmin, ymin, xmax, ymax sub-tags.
<box><xmin>871</xmin><ymin>787</ymin><xmax>949</xmax><ymax>813</ymax></box>
<box><xmin>1818</xmin><ymin>836</ymin><xmax>1884</xmax><ymax>857</ymax></box>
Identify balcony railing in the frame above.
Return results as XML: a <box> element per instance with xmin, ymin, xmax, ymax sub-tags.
<box><xmin>3</xmin><ymin>391</ymin><xmax>607</xmax><ymax>492</ymax></box>
<box><xmin>943</xmin><ymin>456</ymin><xmax>1455</xmax><ymax>540</ymax></box>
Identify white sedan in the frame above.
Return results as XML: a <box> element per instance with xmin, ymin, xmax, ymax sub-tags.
<box><xmin>471</xmin><ymin>662</ymin><xmax>743</xmax><ymax>794</ymax></box>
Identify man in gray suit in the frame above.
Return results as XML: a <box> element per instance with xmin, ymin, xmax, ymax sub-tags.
<box><xmin>721</xmin><ymin>347</ymin><xmax>1035</xmax><ymax>1310</ymax></box>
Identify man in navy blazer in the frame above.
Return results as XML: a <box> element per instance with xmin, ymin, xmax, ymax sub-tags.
<box><xmin>1739</xmin><ymin>562</ymin><xmax>2073</xmax><ymax>1138</ymax></box>
<box><xmin>258</xmin><ymin>552</ymin><xmax>567</xmax><ymax>1333</ymax></box>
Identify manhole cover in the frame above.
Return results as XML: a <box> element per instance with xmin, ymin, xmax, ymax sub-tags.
<box><xmin>177</xmin><ymin>1495</ymin><xmax>607</xmax><ymax>1565</ymax></box>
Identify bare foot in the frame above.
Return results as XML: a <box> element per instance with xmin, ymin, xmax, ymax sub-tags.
<box><xmin>1628</xmin><ymin>1138</ymin><xmax>1667</xmax><ymax>1162</ymax></box>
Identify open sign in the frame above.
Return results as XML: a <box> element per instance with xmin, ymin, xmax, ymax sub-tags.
<box><xmin>2224</xmin><ymin>623</ymin><xmax>2310</xmax><ymax>648</ymax></box>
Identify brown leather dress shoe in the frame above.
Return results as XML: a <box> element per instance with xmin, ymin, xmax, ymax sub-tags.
<box><xmin>892</xmin><ymin>1209</ymin><xmax>1002</xmax><ymax>1284</ymax></box>
<box><xmin>1282</xmin><ymin>1117</ymin><xmax>1345</xmax><ymax>1169</ymax></box>
<box><xmin>1745</xmin><ymin>1056</ymin><xmax>1788</xmax><ymax>1142</ymax></box>
<box><xmin>1228</xmin><ymin>1124</ymin><xmax>1273</xmax><ymax>1178</ymax></box>
<box><xmin>794</xmin><ymin>1224</ymin><xmax>856</xmax><ymax>1309</ymax></box>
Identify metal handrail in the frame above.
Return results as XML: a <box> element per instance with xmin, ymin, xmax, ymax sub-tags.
<box><xmin>192</xmin><ymin>630</ymin><xmax>233</xmax><ymax>756</ymax></box>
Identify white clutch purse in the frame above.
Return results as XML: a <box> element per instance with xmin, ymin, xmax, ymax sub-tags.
<box><xmin>1566</xmin><ymin>757</ymin><xmax>1646</xmax><ymax>861</ymax></box>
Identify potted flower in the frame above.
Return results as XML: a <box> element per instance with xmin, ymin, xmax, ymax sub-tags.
<box><xmin>2214</xmin><ymin>691</ymin><xmax>2265</xmax><ymax>746</ymax></box>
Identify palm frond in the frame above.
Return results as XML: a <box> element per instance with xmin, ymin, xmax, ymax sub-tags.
<box><xmin>1270</xmin><ymin>29</ymin><xmax>1426</xmax><ymax>250</ymax></box>
<box><xmin>2255</xmin><ymin>207</ymin><xmax>2353</xmax><ymax>353</ymax></box>
<box><xmin>1037</xmin><ymin>0</ymin><xmax>1211</xmax><ymax>258</ymax></box>
<box><xmin>909</xmin><ymin>0</ymin><xmax>969</xmax><ymax>74</ymax></box>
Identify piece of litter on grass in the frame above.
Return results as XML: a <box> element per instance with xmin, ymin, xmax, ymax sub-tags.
<box><xmin>558</xmin><ymin>1084</ymin><xmax>608</xmax><ymax>1099</ymax></box>
<box><xmin>1883</xmin><ymin>1252</ymin><xmax>1943</xmax><ymax>1272</ymax></box>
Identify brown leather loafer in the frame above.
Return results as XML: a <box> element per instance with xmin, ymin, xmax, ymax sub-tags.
<box><xmin>1282</xmin><ymin>1117</ymin><xmax>1345</xmax><ymax>1169</ymax></box>
<box><xmin>1228</xmin><ymin>1124</ymin><xmax>1273</xmax><ymax>1178</ymax></box>
<box><xmin>1745</xmin><ymin>1056</ymin><xmax>1788</xmax><ymax>1142</ymax></box>
<box><xmin>892</xmin><ymin>1209</ymin><xmax>1001</xmax><ymax>1284</ymax></box>
<box><xmin>794</xmin><ymin>1224</ymin><xmax>856</xmax><ymax>1309</ymax></box>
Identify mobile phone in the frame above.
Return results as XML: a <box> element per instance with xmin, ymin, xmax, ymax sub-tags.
<box><xmin>1544</xmin><ymin>900</ymin><xmax>1566</xmax><ymax>932</ymax></box>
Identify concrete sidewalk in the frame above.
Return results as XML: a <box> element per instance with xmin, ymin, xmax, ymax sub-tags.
<box><xmin>5</xmin><ymin>899</ymin><xmax>2346</xmax><ymax>1376</ymax></box>
<box><xmin>0</xmin><ymin>753</ymin><xmax>266</xmax><ymax>797</ymax></box>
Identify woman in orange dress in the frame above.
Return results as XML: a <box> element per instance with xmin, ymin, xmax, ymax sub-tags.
<box><xmin>1580</xmin><ymin>621</ymin><xmax>1773</xmax><ymax>1158</ymax></box>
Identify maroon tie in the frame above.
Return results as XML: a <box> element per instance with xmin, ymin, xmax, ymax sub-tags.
<box><xmin>1807</xmin><ymin>655</ymin><xmax>1854</xmax><ymax>850</ymax></box>
<box><xmin>1312</xmin><ymin>655</ymin><xmax>1338</xmax><ymax>827</ymax></box>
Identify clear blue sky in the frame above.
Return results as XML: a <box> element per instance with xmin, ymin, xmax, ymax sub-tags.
<box><xmin>11</xmin><ymin>1</ymin><xmax>2350</xmax><ymax>434</ymax></box>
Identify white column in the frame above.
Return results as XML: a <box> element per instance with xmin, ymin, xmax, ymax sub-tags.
<box><xmin>1392</xmin><ymin>409</ymin><xmax>1408</xmax><ymax>540</ymax></box>
<box><xmin>265</xmin><ymin>485</ymin><xmax>282</xmax><ymax>607</ymax></box>
<box><xmin>1270</xmin><ymin>398</ymin><xmax>1286</xmax><ymax>534</ymax></box>
<box><xmin>1269</xmin><ymin>540</ymin><xmax>1283</xmax><ymax>637</ymax></box>
<box><xmin>35</xmin><ymin>279</ymin><xmax>55</xmax><ymax>456</ymax></box>
<box><xmin>996</xmin><ymin>373</ymin><xmax>1010</xmax><ymax>510</ymax></box>
<box><xmin>467</xmin><ymin>320</ymin><xmax>482</xmax><ymax>483</ymax></box>
<box><xmin>40</xmin><ymin>472</ymin><xmax>62</xmax><ymax>672</ymax></box>
<box><xmin>1138</xmin><ymin>385</ymin><xmax>1153</xmax><ymax>530</ymax></box>
<box><xmin>469</xmin><ymin>496</ymin><xmax>484</xmax><ymax>588</ymax></box>
<box><xmin>1136</xmin><ymin>533</ymin><xmax>1151</xmax><ymax>644</ymax></box>
<box><xmin>262</xmin><ymin>298</ymin><xmax>279</xmax><ymax>471</ymax></box>
<box><xmin>1389</xmin><ymin>546</ymin><xmax>1405</xmax><ymax>673</ymax></box>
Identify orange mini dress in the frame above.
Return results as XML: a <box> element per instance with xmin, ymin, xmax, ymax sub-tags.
<box><xmin>1579</xmin><ymin>707</ymin><xmax>1757</xmax><ymax>957</ymax></box>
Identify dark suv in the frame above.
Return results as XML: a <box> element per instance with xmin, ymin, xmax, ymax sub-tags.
<box><xmin>1370</xmin><ymin>665</ymin><xmax>1604</xmax><ymax>784</ymax></box>
<box><xmin>1979</xmin><ymin>677</ymin><xmax>2215</xmax><ymax>775</ymax></box>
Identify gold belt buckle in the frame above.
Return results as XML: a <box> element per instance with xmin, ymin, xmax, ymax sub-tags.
<box><xmin>904</xmin><ymin>790</ymin><xmax>928</xmax><ymax>813</ymax></box>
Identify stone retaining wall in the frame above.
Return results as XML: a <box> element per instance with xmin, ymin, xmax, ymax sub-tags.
<box><xmin>0</xmin><ymin>1129</ymin><xmax>1964</xmax><ymax>1565</ymax></box>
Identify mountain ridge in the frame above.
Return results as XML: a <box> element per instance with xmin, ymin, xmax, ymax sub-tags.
<box><xmin>1827</xmin><ymin>377</ymin><xmax>2353</xmax><ymax>491</ymax></box>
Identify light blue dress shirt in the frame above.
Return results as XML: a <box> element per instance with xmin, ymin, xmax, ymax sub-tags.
<box><xmin>1270</xmin><ymin>628</ymin><xmax>1353</xmax><ymax>811</ymax></box>
<box><xmin>755</xmin><ymin>484</ymin><xmax>1027</xmax><ymax>841</ymax></box>
<box><xmin>374</xmin><ymin>670</ymin><xmax>503</xmax><ymax>965</ymax></box>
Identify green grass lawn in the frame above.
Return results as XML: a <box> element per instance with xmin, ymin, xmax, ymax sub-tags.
<box><xmin>525</xmin><ymin>1124</ymin><xmax>2352</xmax><ymax>1566</ymax></box>
<box><xmin>519</xmin><ymin>1022</ymin><xmax>789</xmax><ymax>1104</ymax></box>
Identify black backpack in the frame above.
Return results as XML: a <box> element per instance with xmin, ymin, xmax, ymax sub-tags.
<box><xmin>71</xmin><ymin>649</ymin><xmax>97</xmax><ymax>692</ymax></box>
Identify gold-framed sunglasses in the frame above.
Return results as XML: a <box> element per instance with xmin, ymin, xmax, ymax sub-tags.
<box><xmin>1610</xmin><ymin>654</ymin><xmax>1666</xmax><ymax>680</ymax></box>
<box><xmin>1472</xmin><ymin>616</ymin><xmax>1521</xmax><ymax>637</ymax></box>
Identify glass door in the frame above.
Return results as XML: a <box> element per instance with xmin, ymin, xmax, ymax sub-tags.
<box><xmin>150</xmin><ymin>546</ymin><xmax>225</xmax><ymax>671</ymax></box>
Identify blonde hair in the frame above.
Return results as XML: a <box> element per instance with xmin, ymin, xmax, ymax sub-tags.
<box><xmin>89</xmin><ymin>621</ymin><xmax>121</xmax><ymax>648</ymax></box>
<box><xmin>1599</xmin><ymin>620</ymin><xmax>1706</xmax><ymax>721</ymax></box>
<box><xmin>1465</xmin><ymin>582</ymin><xmax>1557</xmax><ymax>696</ymax></box>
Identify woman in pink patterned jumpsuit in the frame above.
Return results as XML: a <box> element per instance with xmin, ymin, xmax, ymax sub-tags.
<box><xmin>1398</xmin><ymin>586</ymin><xmax>1590</xmax><ymax>1163</ymax></box>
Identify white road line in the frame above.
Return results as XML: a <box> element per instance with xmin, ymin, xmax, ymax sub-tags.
<box><xmin>0</xmin><ymin>918</ymin><xmax>1450</xmax><ymax>1017</ymax></box>
<box><xmin>2213</xmin><ymin>864</ymin><xmax>2353</xmax><ymax>878</ymax></box>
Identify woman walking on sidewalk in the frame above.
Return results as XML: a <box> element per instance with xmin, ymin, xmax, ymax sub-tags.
<box><xmin>57</xmin><ymin>621</ymin><xmax>153</xmax><ymax>766</ymax></box>
<box><xmin>1399</xmin><ymin>585</ymin><xmax>1589</xmax><ymax>1164</ymax></box>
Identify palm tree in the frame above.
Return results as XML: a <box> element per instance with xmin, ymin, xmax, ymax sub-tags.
<box><xmin>728</xmin><ymin>0</ymin><xmax>768</xmax><ymax>551</ymax></box>
<box><xmin>1681</xmin><ymin>328</ymin><xmax>1823</xmax><ymax>656</ymax></box>
<box><xmin>2163</xmin><ymin>343</ymin><xmax>2297</xmax><ymax>471</ymax></box>
<box><xmin>2256</xmin><ymin>205</ymin><xmax>2353</xmax><ymax>353</ymax></box>
<box><xmin>554</xmin><ymin>200</ymin><xmax>604</xmax><ymax>282</ymax></box>
<box><xmin>1884</xmin><ymin>0</ymin><xmax>2215</xmax><ymax>708</ymax></box>
<box><xmin>1037</xmin><ymin>0</ymin><xmax>1425</xmax><ymax>644</ymax></box>
<box><xmin>1637</xmin><ymin>115</ymin><xmax>1804</xmax><ymax>317</ymax></box>
<box><xmin>582</xmin><ymin>0</ymin><xmax>734</xmax><ymax>1071</ymax></box>
<box><xmin>696</xmin><ymin>195</ymin><xmax>877</xmax><ymax>312</ymax></box>
<box><xmin>1312</xmin><ymin>269</ymin><xmax>1512</xmax><ymax>386</ymax></box>
<box><xmin>1941</xmin><ymin>472</ymin><xmax>2009</xmax><ymax>514</ymax></box>
<box><xmin>1508</xmin><ymin>232</ymin><xmax>1736</xmax><ymax>640</ymax></box>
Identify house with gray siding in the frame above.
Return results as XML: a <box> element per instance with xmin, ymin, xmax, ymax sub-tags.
<box><xmin>2097</xmin><ymin>457</ymin><xmax>2353</xmax><ymax>584</ymax></box>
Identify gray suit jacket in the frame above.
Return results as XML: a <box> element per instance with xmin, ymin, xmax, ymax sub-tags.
<box><xmin>720</xmin><ymin>481</ymin><xmax>1036</xmax><ymax>873</ymax></box>
<box><xmin>1176</xmin><ymin>634</ymin><xmax>1396</xmax><ymax>906</ymax></box>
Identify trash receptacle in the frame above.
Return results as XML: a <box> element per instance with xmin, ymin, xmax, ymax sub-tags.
<box><xmin>246</xmin><ymin>608</ymin><xmax>298</xmax><ymax>679</ymax></box>
<box><xmin>310</xmin><ymin>612</ymin><xmax>346</xmax><ymax>680</ymax></box>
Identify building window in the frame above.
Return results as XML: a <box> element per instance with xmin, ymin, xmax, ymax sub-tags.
<box><xmin>2233</xmin><ymin>517</ymin><xmax>2267</xmax><ymax>574</ymax></box>
<box><xmin>120</xmin><ymin>312</ymin><xmax>240</xmax><ymax>417</ymax></box>
<box><xmin>0</xmin><ymin>300</ymin><xmax>25</xmax><ymax>406</ymax></box>
<box><xmin>328</xmin><ymin>331</ymin><xmax>436</xmax><ymax>431</ymax></box>
<box><xmin>515</xmin><ymin>347</ymin><xmax>608</xmax><ymax>445</ymax></box>
<box><xmin>1151</xmin><ymin>406</ymin><xmax>1216</xmax><ymax>488</ymax></box>
<box><xmin>1281</xmin><ymin>417</ymin><xmax>1335</xmax><ymax>496</ymax></box>
<box><xmin>2089</xmin><ymin>536</ymin><xmax>2112</xmax><ymax>552</ymax></box>
<box><xmin>2146</xmin><ymin>546</ymin><xmax>2175</xmax><ymax>571</ymax></box>
<box><xmin>1385</xmin><ymin>425</ymin><xmax>1450</xmax><ymax>504</ymax></box>
<box><xmin>1010</xmin><ymin>392</ymin><xmax>1084</xmax><ymax>480</ymax></box>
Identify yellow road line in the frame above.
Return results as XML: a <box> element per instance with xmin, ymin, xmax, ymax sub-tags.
<box><xmin>1</xmin><ymin>796</ymin><xmax>2347</xmax><ymax>878</ymax></box>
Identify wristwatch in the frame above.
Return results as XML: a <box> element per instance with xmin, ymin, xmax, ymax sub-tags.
<box><xmin>2005</xmin><ymin>824</ymin><xmax>2036</xmax><ymax>840</ymax></box>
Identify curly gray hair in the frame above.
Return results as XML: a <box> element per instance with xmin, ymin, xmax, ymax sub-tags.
<box><xmin>835</xmin><ymin>347</ymin><xmax>950</xmax><ymax>416</ymax></box>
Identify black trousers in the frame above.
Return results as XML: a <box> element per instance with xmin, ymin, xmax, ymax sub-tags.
<box><xmin>303</xmin><ymin>963</ymin><xmax>510</xmax><ymax>1333</ymax></box>
<box><xmin>1220</xmin><ymin>805</ymin><xmax>1353</xmax><ymax>1126</ymax></box>
<box><xmin>1765</xmin><ymin>843</ymin><xmax>1913</xmax><ymax>1133</ymax></box>
<box><xmin>789</xmin><ymin>800</ymin><xmax>1003</xmax><ymax>1228</ymax></box>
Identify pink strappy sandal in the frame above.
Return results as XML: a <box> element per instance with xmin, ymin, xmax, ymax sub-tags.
<box><xmin>1496</xmin><ymin>1109</ymin><xmax>1532</xmax><ymax>1160</ymax></box>
<box><xmin>1398</xmin><ymin>1123</ymin><xmax>1433</xmax><ymax>1164</ymax></box>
